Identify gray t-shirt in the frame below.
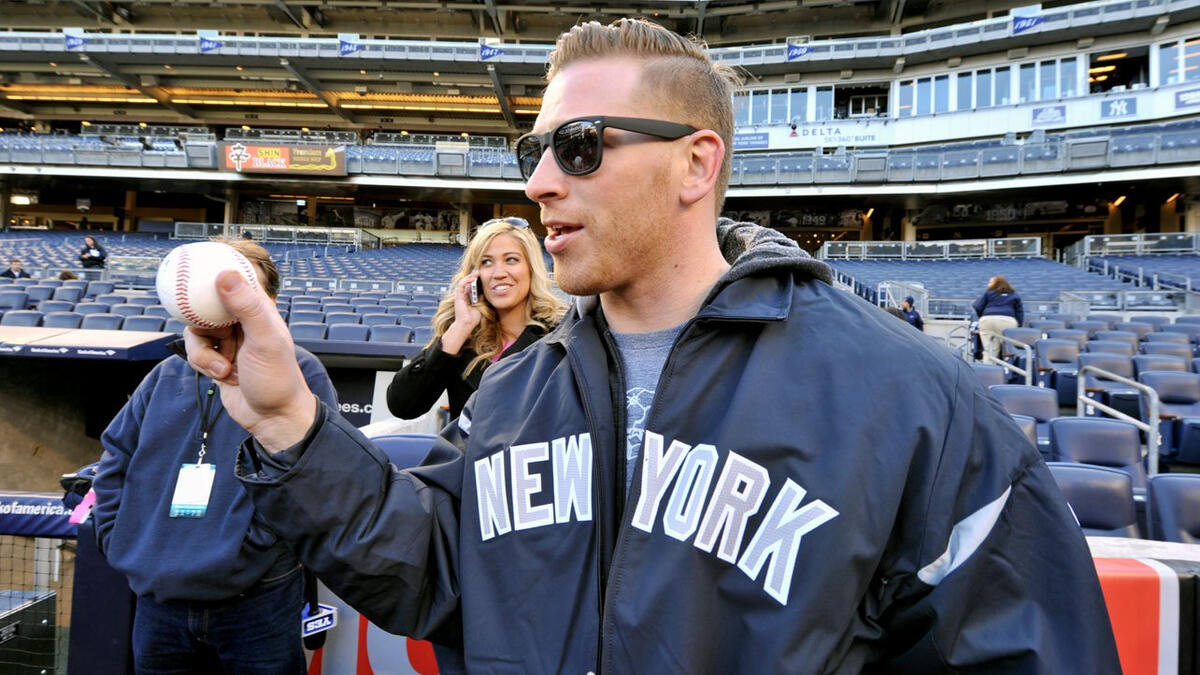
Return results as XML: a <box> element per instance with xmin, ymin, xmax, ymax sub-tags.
<box><xmin>611</xmin><ymin>323</ymin><xmax>684</xmax><ymax>496</ymax></box>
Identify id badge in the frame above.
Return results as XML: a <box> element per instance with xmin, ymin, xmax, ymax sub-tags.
<box><xmin>169</xmin><ymin>463</ymin><xmax>216</xmax><ymax>518</ymax></box>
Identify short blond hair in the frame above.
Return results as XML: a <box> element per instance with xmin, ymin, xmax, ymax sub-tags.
<box><xmin>546</xmin><ymin>18</ymin><xmax>741</xmax><ymax>211</ymax></box>
<box><xmin>218</xmin><ymin>238</ymin><xmax>279</xmax><ymax>299</ymax></box>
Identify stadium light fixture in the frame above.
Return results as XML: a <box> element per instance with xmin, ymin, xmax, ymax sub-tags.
<box><xmin>1113</xmin><ymin>195</ymin><xmax>1127</xmax><ymax>207</ymax></box>
<box><xmin>241</xmin><ymin>124</ymin><xmax>251</xmax><ymax>130</ymax></box>
<box><xmin>1095</xmin><ymin>52</ymin><xmax>1127</xmax><ymax>62</ymax></box>
<box><xmin>48</xmin><ymin>62</ymin><xmax>57</xmax><ymax>67</ymax></box>
<box><xmin>1167</xmin><ymin>193</ymin><xmax>1181</xmax><ymax>203</ymax></box>
<box><xmin>80</xmin><ymin>120</ymin><xmax>91</xmax><ymax>126</ymax></box>
<box><xmin>10</xmin><ymin>195</ymin><xmax>31</xmax><ymax>205</ymax></box>
<box><xmin>865</xmin><ymin>208</ymin><xmax>874</xmax><ymax>219</ymax></box>
<box><xmin>138</xmin><ymin>121</ymin><xmax>147</xmax><ymax>128</ymax></box>
<box><xmin>1088</xmin><ymin>65</ymin><xmax>1116</xmax><ymax>74</ymax></box>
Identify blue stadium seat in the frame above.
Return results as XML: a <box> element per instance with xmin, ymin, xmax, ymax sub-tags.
<box><xmin>81</xmin><ymin>314</ymin><xmax>124</xmax><ymax>330</ymax></box>
<box><xmin>0</xmin><ymin>310</ymin><xmax>41</xmax><ymax>326</ymax></box>
<box><xmin>1086</xmin><ymin>314</ymin><xmax>1122</xmax><ymax>329</ymax></box>
<box><xmin>369</xmin><ymin>325</ymin><xmax>413</xmax><ymax>344</ymax></box>
<box><xmin>323</xmin><ymin>303</ymin><xmax>355</xmax><ymax>315</ymax></box>
<box><xmin>42</xmin><ymin>312</ymin><xmax>83</xmax><ymax>329</ymax></box>
<box><xmin>413</xmin><ymin>326</ymin><xmax>434</xmax><ymax>345</ymax></box>
<box><xmin>127</xmin><ymin>296</ymin><xmax>159</xmax><ymax>307</ymax></box>
<box><xmin>143</xmin><ymin>305</ymin><xmax>171</xmax><ymax>318</ymax></box>
<box><xmin>1027</xmin><ymin>319</ymin><xmax>1065</xmax><ymax>332</ymax></box>
<box><xmin>1133</xmin><ymin>354</ymin><xmax>1188</xmax><ymax>378</ymax></box>
<box><xmin>1086</xmin><ymin>340</ymin><xmax>1136</xmax><ymax>356</ymax></box>
<box><xmin>122</xmin><ymin>316</ymin><xmax>165</xmax><ymax>332</ymax></box>
<box><xmin>1045</xmin><ymin>329</ymin><xmax>1088</xmax><ymax>348</ymax></box>
<box><xmin>1048</xmin><ymin>418</ymin><xmax>1146</xmax><ymax>490</ymax></box>
<box><xmin>164</xmin><ymin>319</ymin><xmax>185</xmax><ymax>335</ymax></box>
<box><xmin>1034</xmin><ymin>338</ymin><xmax>1079</xmax><ymax>405</ymax></box>
<box><xmin>1046</xmin><ymin>463</ymin><xmax>1139</xmax><ymax>538</ymax></box>
<box><xmin>970</xmin><ymin>363</ymin><xmax>1006</xmax><ymax>387</ymax></box>
<box><xmin>1010</xmin><ymin>414</ymin><xmax>1038</xmax><ymax>449</ymax></box>
<box><xmin>1069</xmin><ymin>320</ymin><xmax>1108</xmax><ymax>338</ymax></box>
<box><xmin>1146</xmin><ymin>475</ymin><xmax>1200</xmax><ymax>543</ymax></box>
<box><xmin>1141</xmin><ymin>342</ymin><xmax>1192</xmax><ymax>361</ymax></box>
<box><xmin>325</xmin><ymin>312</ymin><xmax>359</xmax><ymax>325</ymax></box>
<box><xmin>1092</xmin><ymin>331</ymin><xmax>1137</xmax><ymax>348</ymax></box>
<box><xmin>1138</xmin><ymin>371</ymin><xmax>1200</xmax><ymax>465</ymax></box>
<box><xmin>51</xmin><ymin>287</ymin><xmax>83</xmax><ymax>304</ymax></box>
<box><xmin>94</xmin><ymin>294</ymin><xmax>127</xmax><ymax>307</ymax></box>
<box><xmin>289</xmin><ymin>322</ymin><xmax>327</xmax><ymax>340</ymax></box>
<box><xmin>110</xmin><ymin>305</ymin><xmax>144</xmax><ymax>318</ymax></box>
<box><xmin>289</xmin><ymin>310</ymin><xmax>324</xmax><ymax>325</ymax></box>
<box><xmin>988</xmin><ymin>384</ymin><xmax>1056</xmax><ymax>457</ymax></box>
<box><xmin>73</xmin><ymin>302</ymin><xmax>109</xmax><ymax>316</ymax></box>
<box><xmin>1130</xmin><ymin>315</ymin><xmax>1173</xmax><ymax>330</ymax></box>
<box><xmin>84</xmin><ymin>281</ymin><xmax>114</xmax><ymax>298</ymax></box>
<box><xmin>38</xmin><ymin>300</ymin><xmax>73</xmax><ymax>314</ymax></box>
<box><xmin>361</xmin><ymin>313</ymin><xmax>397</xmax><ymax>327</ymax></box>
<box><xmin>1143</xmin><ymin>331</ymin><xmax>1191</xmax><ymax>345</ymax></box>
<box><xmin>1113</xmin><ymin>322</ymin><xmax>1154</xmax><ymax>340</ymax></box>
<box><xmin>370</xmin><ymin>433</ymin><xmax>437</xmax><ymax>468</ymax></box>
<box><xmin>25</xmin><ymin>286</ymin><xmax>56</xmax><ymax>306</ymax></box>
<box><xmin>0</xmin><ymin>290</ymin><xmax>29</xmax><ymax>312</ymax></box>
<box><xmin>1076</xmin><ymin>352</ymin><xmax>1137</xmax><ymax>419</ymax></box>
<box><xmin>326</xmin><ymin>323</ymin><xmax>369</xmax><ymax>341</ymax></box>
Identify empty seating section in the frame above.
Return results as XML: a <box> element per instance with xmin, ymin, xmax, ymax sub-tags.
<box><xmin>1091</xmin><ymin>254</ymin><xmax>1200</xmax><ymax>291</ymax></box>
<box><xmin>827</xmin><ymin>257</ymin><xmax>1129</xmax><ymax>306</ymax></box>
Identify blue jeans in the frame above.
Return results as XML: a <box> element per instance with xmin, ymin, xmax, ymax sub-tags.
<box><xmin>132</xmin><ymin>566</ymin><xmax>306</xmax><ymax>675</ymax></box>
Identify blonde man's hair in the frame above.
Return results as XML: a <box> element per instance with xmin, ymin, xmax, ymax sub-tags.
<box><xmin>219</xmin><ymin>238</ymin><xmax>280</xmax><ymax>299</ymax></box>
<box><xmin>429</xmin><ymin>221</ymin><xmax>566</xmax><ymax>375</ymax></box>
<box><xmin>546</xmin><ymin>18</ymin><xmax>742</xmax><ymax>211</ymax></box>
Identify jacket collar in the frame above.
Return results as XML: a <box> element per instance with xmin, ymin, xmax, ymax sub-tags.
<box><xmin>546</xmin><ymin>219</ymin><xmax>831</xmax><ymax>346</ymax></box>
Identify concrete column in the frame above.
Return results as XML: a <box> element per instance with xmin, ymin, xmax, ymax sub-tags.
<box><xmin>900</xmin><ymin>213</ymin><xmax>917</xmax><ymax>242</ymax></box>
<box><xmin>223</xmin><ymin>190</ymin><xmax>239</xmax><ymax>225</ymax></box>
<box><xmin>1104</xmin><ymin>201</ymin><xmax>1123</xmax><ymax>234</ymax></box>
<box><xmin>0</xmin><ymin>182</ymin><xmax>10</xmax><ymax>232</ymax></box>
<box><xmin>1160</xmin><ymin>198</ymin><xmax>1180</xmax><ymax>233</ymax></box>
<box><xmin>1185</xmin><ymin>200</ymin><xmax>1200</xmax><ymax>234</ymax></box>
<box><xmin>307</xmin><ymin>199</ymin><xmax>318</xmax><ymax>227</ymax></box>
<box><xmin>123</xmin><ymin>190</ymin><xmax>137</xmax><ymax>232</ymax></box>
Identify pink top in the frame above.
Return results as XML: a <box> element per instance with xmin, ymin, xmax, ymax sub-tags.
<box><xmin>490</xmin><ymin>339</ymin><xmax>516</xmax><ymax>363</ymax></box>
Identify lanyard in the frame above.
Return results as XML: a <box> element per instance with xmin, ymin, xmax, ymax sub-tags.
<box><xmin>193</xmin><ymin>371</ymin><xmax>220</xmax><ymax>464</ymax></box>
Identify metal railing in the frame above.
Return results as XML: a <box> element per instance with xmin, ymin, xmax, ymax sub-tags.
<box><xmin>983</xmin><ymin>336</ymin><xmax>1034</xmax><ymax>386</ymax></box>
<box><xmin>1076</xmin><ymin>365</ymin><xmax>1162</xmax><ymax>476</ymax></box>
<box><xmin>822</xmin><ymin>236</ymin><xmax>1040</xmax><ymax>260</ymax></box>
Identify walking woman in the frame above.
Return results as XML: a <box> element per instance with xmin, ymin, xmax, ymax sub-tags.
<box><xmin>973</xmin><ymin>275</ymin><xmax>1024</xmax><ymax>360</ymax></box>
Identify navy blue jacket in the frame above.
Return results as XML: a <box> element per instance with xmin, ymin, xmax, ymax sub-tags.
<box><xmin>237</xmin><ymin>220</ymin><xmax>1119</xmax><ymax>673</ymax></box>
<box><xmin>973</xmin><ymin>290</ymin><xmax>1024</xmax><ymax>326</ymax></box>
<box><xmin>93</xmin><ymin>345</ymin><xmax>337</xmax><ymax>602</ymax></box>
<box><xmin>901</xmin><ymin>307</ymin><xmax>924</xmax><ymax>331</ymax></box>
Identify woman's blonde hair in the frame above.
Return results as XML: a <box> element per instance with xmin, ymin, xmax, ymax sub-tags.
<box><xmin>429</xmin><ymin>220</ymin><xmax>566</xmax><ymax>375</ymax></box>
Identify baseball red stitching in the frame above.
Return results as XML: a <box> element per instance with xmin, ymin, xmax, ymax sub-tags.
<box><xmin>173</xmin><ymin>246</ymin><xmax>227</xmax><ymax>329</ymax></box>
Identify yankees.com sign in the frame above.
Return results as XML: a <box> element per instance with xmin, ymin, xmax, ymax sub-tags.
<box><xmin>220</xmin><ymin>142</ymin><xmax>347</xmax><ymax>176</ymax></box>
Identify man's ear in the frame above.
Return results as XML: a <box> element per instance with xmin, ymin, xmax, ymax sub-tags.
<box><xmin>679</xmin><ymin>130</ymin><xmax>724</xmax><ymax>207</ymax></box>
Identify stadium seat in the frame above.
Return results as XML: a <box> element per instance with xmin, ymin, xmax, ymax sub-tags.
<box><xmin>122</xmin><ymin>316</ymin><xmax>165</xmax><ymax>332</ymax></box>
<box><xmin>1046</xmin><ymin>313</ymin><xmax>1081</xmax><ymax>324</ymax></box>
<box><xmin>1076</xmin><ymin>352</ymin><xmax>1137</xmax><ymax>419</ymax></box>
<box><xmin>143</xmin><ymin>305</ymin><xmax>171</xmax><ymax>318</ymax></box>
<box><xmin>0</xmin><ymin>290</ymin><xmax>29</xmax><ymax>312</ymax></box>
<box><xmin>323</xmin><ymin>303</ymin><xmax>355</xmax><ymax>315</ymax></box>
<box><xmin>51</xmin><ymin>287</ymin><xmax>83</xmax><ymax>304</ymax></box>
<box><xmin>289</xmin><ymin>310</ymin><xmax>324</xmax><ymax>324</ymax></box>
<box><xmin>1146</xmin><ymin>474</ymin><xmax>1200</xmax><ymax>543</ymax></box>
<box><xmin>361</xmin><ymin>313</ymin><xmax>398</xmax><ymax>327</ymax></box>
<box><xmin>1048</xmin><ymin>418</ymin><xmax>1146</xmax><ymax>490</ymax></box>
<box><xmin>988</xmin><ymin>384</ymin><xmax>1057</xmax><ymax>457</ymax></box>
<box><xmin>370</xmin><ymin>433</ymin><xmax>437</xmax><ymax>469</ymax></box>
<box><xmin>1045</xmin><ymin>329</ymin><xmax>1088</xmax><ymax>348</ymax></box>
<box><xmin>327</xmin><ymin>323</ymin><xmax>369</xmax><ymax>341</ymax></box>
<box><xmin>1092</xmin><ymin>331</ymin><xmax>1137</xmax><ymax>348</ymax></box>
<box><xmin>127</xmin><ymin>296</ymin><xmax>159</xmax><ymax>307</ymax></box>
<box><xmin>1046</xmin><ymin>463</ymin><xmax>1140</xmax><ymax>538</ymax></box>
<box><xmin>42</xmin><ymin>312</ymin><xmax>83</xmax><ymax>329</ymax></box>
<box><xmin>1129</xmin><ymin>315</ymin><xmax>1173</xmax><ymax>330</ymax></box>
<box><xmin>1086</xmin><ymin>314</ymin><xmax>1122</xmax><ymax>329</ymax></box>
<box><xmin>38</xmin><ymin>300</ymin><xmax>73</xmax><ymax>314</ymax></box>
<box><xmin>81</xmin><ymin>314</ymin><xmax>124</xmax><ymax>330</ymax></box>
<box><xmin>289</xmin><ymin>322</ymin><xmax>327</xmax><ymax>340</ymax></box>
<box><xmin>84</xmin><ymin>281</ymin><xmax>114</xmax><ymax>298</ymax></box>
<box><xmin>1034</xmin><ymin>339</ymin><xmax>1079</xmax><ymax>405</ymax></box>
<box><xmin>0</xmin><ymin>310</ymin><xmax>41</xmax><ymax>326</ymax></box>
<box><xmin>970</xmin><ymin>363</ymin><xmax>1007</xmax><ymax>387</ymax></box>
<box><xmin>325</xmin><ymin>312</ymin><xmax>359</xmax><ymax>325</ymax></box>
<box><xmin>94</xmin><ymin>294</ymin><xmax>127</xmax><ymax>307</ymax></box>
<box><xmin>413</xmin><ymin>326</ymin><xmax>434</xmax><ymax>345</ymax></box>
<box><xmin>61</xmin><ymin>280</ymin><xmax>88</xmax><ymax>291</ymax></box>
<box><xmin>1010</xmin><ymin>414</ymin><xmax>1038</xmax><ymax>449</ymax></box>
<box><xmin>164</xmin><ymin>319</ymin><xmax>185</xmax><ymax>335</ymax></box>
<box><xmin>1133</xmin><ymin>354</ymin><xmax>1189</xmax><ymax>377</ymax></box>
<box><xmin>110</xmin><ymin>305</ymin><xmax>144</xmax><ymax>318</ymax></box>
<box><xmin>1027</xmin><ymin>319</ymin><xmax>1065</xmax><ymax>332</ymax></box>
<box><xmin>1070</xmin><ymin>320</ymin><xmax>1108</xmax><ymax>338</ymax></box>
<box><xmin>369</xmin><ymin>325</ymin><xmax>413</xmax><ymax>344</ymax></box>
<box><xmin>1113</xmin><ymin>322</ymin><xmax>1154</xmax><ymax>339</ymax></box>
<box><xmin>25</xmin><ymin>286</ymin><xmax>56</xmax><ymax>306</ymax></box>
<box><xmin>1141</xmin><ymin>342</ymin><xmax>1192</xmax><ymax>361</ymax></box>
<box><xmin>1086</xmin><ymin>340</ymin><xmax>1136</xmax><ymax>356</ymax></box>
<box><xmin>73</xmin><ymin>302</ymin><xmax>109</xmax><ymax>316</ymax></box>
<box><xmin>1175</xmin><ymin>315</ymin><xmax>1200</xmax><ymax>325</ymax></box>
<box><xmin>1143</xmin><ymin>331</ymin><xmax>1191</xmax><ymax>345</ymax></box>
<box><xmin>1138</xmin><ymin>371</ymin><xmax>1200</xmax><ymax>465</ymax></box>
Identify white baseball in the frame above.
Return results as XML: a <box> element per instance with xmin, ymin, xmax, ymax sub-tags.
<box><xmin>156</xmin><ymin>242</ymin><xmax>259</xmax><ymax>329</ymax></box>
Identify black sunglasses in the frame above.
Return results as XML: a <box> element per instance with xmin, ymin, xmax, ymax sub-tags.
<box><xmin>515</xmin><ymin>116</ymin><xmax>698</xmax><ymax>181</ymax></box>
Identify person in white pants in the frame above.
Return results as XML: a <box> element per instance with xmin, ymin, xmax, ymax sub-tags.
<box><xmin>973</xmin><ymin>275</ymin><xmax>1024</xmax><ymax>360</ymax></box>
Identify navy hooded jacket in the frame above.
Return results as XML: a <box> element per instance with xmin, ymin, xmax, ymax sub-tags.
<box><xmin>237</xmin><ymin>220</ymin><xmax>1119</xmax><ymax>673</ymax></box>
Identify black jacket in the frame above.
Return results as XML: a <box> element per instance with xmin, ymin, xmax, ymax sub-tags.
<box><xmin>386</xmin><ymin>323</ymin><xmax>548</xmax><ymax>420</ymax></box>
<box><xmin>0</xmin><ymin>268</ymin><xmax>30</xmax><ymax>279</ymax></box>
<box><xmin>238</xmin><ymin>219</ymin><xmax>1119</xmax><ymax>673</ymax></box>
<box><xmin>80</xmin><ymin>243</ymin><xmax>107</xmax><ymax>268</ymax></box>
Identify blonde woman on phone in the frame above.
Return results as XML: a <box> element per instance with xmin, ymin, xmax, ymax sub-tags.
<box><xmin>387</xmin><ymin>217</ymin><xmax>566</xmax><ymax>420</ymax></box>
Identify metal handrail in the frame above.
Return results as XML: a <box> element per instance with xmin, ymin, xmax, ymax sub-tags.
<box><xmin>982</xmin><ymin>335</ymin><xmax>1033</xmax><ymax>386</ymax></box>
<box><xmin>1076</xmin><ymin>365</ymin><xmax>1162</xmax><ymax>476</ymax></box>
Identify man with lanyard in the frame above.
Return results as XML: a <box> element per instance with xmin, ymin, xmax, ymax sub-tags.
<box><xmin>92</xmin><ymin>239</ymin><xmax>338</xmax><ymax>673</ymax></box>
<box><xmin>185</xmin><ymin>19</ymin><xmax>1119</xmax><ymax>673</ymax></box>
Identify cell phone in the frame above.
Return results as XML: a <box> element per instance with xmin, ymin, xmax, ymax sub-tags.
<box><xmin>470</xmin><ymin>276</ymin><xmax>481</xmax><ymax>304</ymax></box>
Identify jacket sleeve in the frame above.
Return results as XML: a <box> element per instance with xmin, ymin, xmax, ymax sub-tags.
<box><xmin>914</xmin><ymin>312</ymin><xmax>924</xmax><ymax>332</ymax></box>
<box><xmin>866</xmin><ymin>370</ymin><xmax>1120</xmax><ymax>673</ymax></box>
<box><xmin>92</xmin><ymin>365</ymin><xmax>157</xmax><ymax>557</ymax></box>
<box><xmin>236</xmin><ymin>400</ymin><xmax>465</xmax><ymax>642</ymax></box>
<box><xmin>1014</xmin><ymin>296</ymin><xmax>1024</xmax><ymax>327</ymax></box>
<box><xmin>298</xmin><ymin>348</ymin><xmax>339</xmax><ymax>409</ymax></box>
<box><xmin>386</xmin><ymin>338</ymin><xmax>468</xmax><ymax>419</ymax></box>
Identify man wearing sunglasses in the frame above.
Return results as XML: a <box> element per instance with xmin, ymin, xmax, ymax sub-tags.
<box><xmin>187</xmin><ymin>18</ymin><xmax>1118</xmax><ymax>674</ymax></box>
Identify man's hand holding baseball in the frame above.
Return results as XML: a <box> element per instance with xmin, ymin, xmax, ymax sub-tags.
<box><xmin>185</xmin><ymin>270</ymin><xmax>316</xmax><ymax>453</ymax></box>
